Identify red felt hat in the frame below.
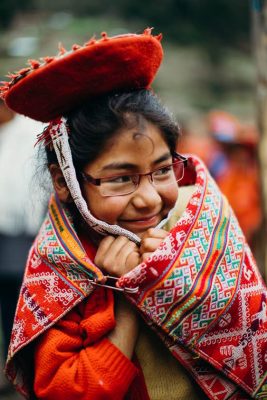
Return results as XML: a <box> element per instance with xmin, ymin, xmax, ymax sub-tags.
<box><xmin>0</xmin><ymin>28</ymin><xmax>163</xmax><ymax>122</ymax></box>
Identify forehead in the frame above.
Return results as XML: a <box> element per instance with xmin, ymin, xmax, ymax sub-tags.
<box><xmin>87</xmin><ymin>120</ymin><xmax>170</xmax><ymax>171</ymax></box>
<box><xmin>114</xmin><ymin>120</ymin><xmax>166</xmax><ymax>151</ymax></box>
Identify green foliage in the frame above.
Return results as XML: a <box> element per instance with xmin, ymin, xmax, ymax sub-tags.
<box><xmin>0</xmin><ymin>0</ymin><xmax>250</xmax><ymax>52</ymax></box>
<box><xmin>113</xmin><ymin>0</ymin><xmax>250</xmax><ymax>51</ymax></box>
<box><xmin>0</xmin><ymin>0</ymin><xmax>33</xmax><ymax>29</ymax></box>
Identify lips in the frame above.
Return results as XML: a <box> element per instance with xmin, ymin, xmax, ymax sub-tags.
<box><xmin>119</xmin><ymin>213</ymin><xmax>161</xmax><ymax>228</ymax></box>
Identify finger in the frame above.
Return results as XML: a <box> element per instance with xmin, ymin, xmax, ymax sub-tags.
<box><xmin>111</xmin><ymin>240</ymin><xmax>139</xmax><ymax>271</ymax></box>
<box><xmin>94</xmin><ymin>236</ymin><xmax>135</xmax><ymax>272</ymax></box>
<box><xmin>142</xmin><ymin>228</ymin><xmax>168</xmax><ymax>240</ymax></box>
<box><xmin>94</xmin><ymin>235</ymin><xmax>116</xmax><ymax>266</ymax></box>
<box><xmin>103</xmin><ymin>249</ymin><xmax>139</xmax><ymax>277</ymax></box>
<box><xmin>125</xmin><ymin>251</ymin><xmax>141</xmax><ymax>272</ymax></box>
<box><xmin>106</xmin><ymin>236</ymin><xmax>133</xmax><ymax>260</ymax></box>
<box><xmin>140</xmin><ymin>237</ymin><xmax>165</xmax><ymax>254</ymax></box>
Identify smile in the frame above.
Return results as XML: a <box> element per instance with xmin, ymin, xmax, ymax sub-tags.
<box><xmin>120</xmin><ymin>214</ymin><xmax>160</xmax><ymax>227</ymax></box>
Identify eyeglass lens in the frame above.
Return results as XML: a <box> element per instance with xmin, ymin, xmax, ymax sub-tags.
<box><xmin>99</xmin><ymin>161</ymin><xmax>185</xmax><ymax>196</ymax></box>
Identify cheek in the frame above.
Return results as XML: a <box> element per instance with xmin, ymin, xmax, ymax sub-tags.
<box><xmin>83</xmin><ymin>187</ymin><xmax>128</xmax><ymax>224</ymax></box>
<box><xmin>161</xmin><ymin>184</ymin><xmax>179</xmax><ymax>209</ymax></box>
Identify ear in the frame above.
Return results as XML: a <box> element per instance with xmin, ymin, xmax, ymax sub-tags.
<box><xmin>49</xmin><ymin>164</ymin><xmax>72</xmax><ymax>203</ymax></box>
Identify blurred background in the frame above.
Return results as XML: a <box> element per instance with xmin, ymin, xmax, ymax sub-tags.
<box><xmin>0</xmin><ymin>0</ymin><xmax>254</xmax><ymax>117</ymax></box>
<box><xmin>0</xmin><ymin>0</ymin><xmax>266</xmax><ymax>398</ymax></box>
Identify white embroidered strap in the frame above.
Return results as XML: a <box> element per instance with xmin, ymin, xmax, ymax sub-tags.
<box><xmin>49</xmin><ymin>117</ymin><xmax>141</xmax><ymax>244</ymax></box>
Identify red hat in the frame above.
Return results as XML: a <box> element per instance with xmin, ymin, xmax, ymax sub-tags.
<box><xmin>207</xmin><ymin>110</ymin><xmax>241</xmax><ymax>143</ymax></box>
<box><xmin>207</xmin><ymin>110</ymin><xmax>259</xmax><ymax>147</ymax></box>
<box><xmin>0</xmin><ymin>28</ymin><xmax>163</xmax><ymax>122</ymax></box>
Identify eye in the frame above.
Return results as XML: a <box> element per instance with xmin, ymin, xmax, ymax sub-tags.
<box><xmin>105</xmin><ymin>175</ymin><xmax>132</xmax><ymax>184</ymax></box>
<box><xmin>153</xmin><ymin>165</ymin><xmax>173</xmax><ymax>176</ymax></box>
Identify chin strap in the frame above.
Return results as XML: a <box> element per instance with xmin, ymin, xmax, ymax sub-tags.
<box><xmin>46</xmin><ymin>116</ymin><xmax>141</xmax><ymax>245</ymax></box>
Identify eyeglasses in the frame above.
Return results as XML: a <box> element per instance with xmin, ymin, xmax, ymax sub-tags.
<box><xmin>81</xmin><ymin>152</ymin><xmax>188</xmax><ymax>197</ymax></box>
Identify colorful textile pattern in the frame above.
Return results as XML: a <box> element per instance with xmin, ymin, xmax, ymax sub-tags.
<box><xmin>5</xmin><ymin>156</ymin><xmax>267</xmax><ymax>400</ymax></box>
<box><xmin>118</xmin><ymin>156</ymin><xmax>267</xmax><ymax>399</ymax></box>
<box><xmin>5</xmin><ymin>195</ymin><xmax>103</xmax><ymax>397</ymax></box>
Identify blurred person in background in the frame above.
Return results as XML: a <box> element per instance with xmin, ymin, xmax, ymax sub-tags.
<box><xmin>207</xmin><ymin>110</ymin><xmax>261</xmax><ymax>244</ymax></box>
<box><xmin>179</xmin><ymin>110</ymin><xmax>261</xmax><ymax>245</ymax></box>
<box><xmin>0</xmin><ymin>100</ymin><xmax>44</xmax><ymax>393</ymax></box>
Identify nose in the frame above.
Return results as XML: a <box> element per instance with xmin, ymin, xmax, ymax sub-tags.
<box><xmin>131</xmin><ymin>175</ymin><xmax>162</xmax><ymax>209</ymax></box>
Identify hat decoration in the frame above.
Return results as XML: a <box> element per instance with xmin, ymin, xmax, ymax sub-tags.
<box><xmin>0</xmin><ymin>29</ymin><xmax>163</xmax><ymax>243</ymax></box>
<box><xmin>0</xmin><ymin>28</ymin><xmax>163</xmax><ymax>122</ymax></box>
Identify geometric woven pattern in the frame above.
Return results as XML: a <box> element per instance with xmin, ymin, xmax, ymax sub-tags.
<box><xmin>118</xmin><ymin>156</ymin><xmax>267</xmax><ymax>399</ymax></box>
<box><xmin>5</xmin><ymin>156</ymin><xmax>267</xmax><ymax>399</ymax></box>
<box><xmin>5</xmin><ymin>194</ymin><xmax>102</xmax><ymax>397</ymax></box>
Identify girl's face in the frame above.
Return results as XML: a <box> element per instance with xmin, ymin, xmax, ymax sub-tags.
<box><xmin>81</xmin><ymin>120</ymin><xmax>179</xmax><ymax>238</ymax></box>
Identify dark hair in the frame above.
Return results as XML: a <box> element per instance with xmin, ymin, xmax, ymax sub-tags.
<box><xmin>45</xmin><ymin>89</ymin><xmax>180</xmax><ymax>171</ymax></box>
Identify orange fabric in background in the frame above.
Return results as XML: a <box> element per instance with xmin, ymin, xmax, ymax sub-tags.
<box><xmin>217</xmin><ymin>159</ymin><xmax>261</xmax><ymax>242</ymax></box>
<box><xmin>178</xmin><ymin>126</ymin><xmax>262</xmax><ymax>243</ymax></box>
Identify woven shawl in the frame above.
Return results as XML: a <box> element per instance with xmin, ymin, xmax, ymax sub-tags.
<box><xmin>5</xmin><ymin>156</ymin><xmax>267</xmax><ymax>399</ymax></box>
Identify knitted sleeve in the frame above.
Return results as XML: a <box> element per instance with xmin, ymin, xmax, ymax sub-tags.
<box><xmin>33</xmin><ymin>287</ymin><xmax>138</xmax><ymax>400</ymax></box>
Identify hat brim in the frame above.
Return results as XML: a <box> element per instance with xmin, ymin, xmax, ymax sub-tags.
<box><xmin>4</xmin><ymin>32</ymin><xmax>163</xmax><ymax>122</ymax></box>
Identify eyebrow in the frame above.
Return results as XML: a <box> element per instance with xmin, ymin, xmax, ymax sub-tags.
<box><xmin>101</xmin><ymin>152</ymin><xmax>172</xmax><ymax>172</ymax></box>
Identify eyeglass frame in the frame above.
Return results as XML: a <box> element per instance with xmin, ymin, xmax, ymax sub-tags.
<box><xmin>80</xmin><ymin>152</ymin><xmax>188</xmax><ymax>197</ymax></box>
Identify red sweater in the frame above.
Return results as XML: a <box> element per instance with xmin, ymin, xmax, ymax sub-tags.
<box><xmin>34</xmin><ymin>286</ymin><xmax>149</xmax><ymax>400</ymax></box>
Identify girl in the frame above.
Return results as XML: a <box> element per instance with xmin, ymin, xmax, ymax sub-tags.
<box><xmin>34</xmin><ymin>89</ymin><xmax>199</xmax><ymax>400</ymax></box>
<box><xmin>1</xmin><ymin>29</ymin><xmax>266</xmax><ymax>400</ymax></box>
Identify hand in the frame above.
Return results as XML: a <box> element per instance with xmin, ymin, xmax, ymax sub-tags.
<box><xmin>108</xmin><ymin>293</ymin><xmax>139</xmax><ymax>359</ymax></box>
<box><xmin>139</xmin><ymin>228</ymin><xmax>168</xmax><ymax>262</ymax></box>
<box><xmin>94</xmin><ymin>235</ymin><xmax>141</xmax><ymax>277</ymax></box>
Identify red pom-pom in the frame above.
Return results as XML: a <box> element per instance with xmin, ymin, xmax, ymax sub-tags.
<box><xmin>72</xmin><ymin>44</ymin><xmax>81</xmax><ymax>51</ymax></box>
<box><xmin>58</xmin><ymin>43</ymin><xmax>67</xmax><ymax>55</ymax></box>
<box><xmin>43</xmin><ymin>56</ymin><xmax>55</xmax><ymax>64</ymax></box>
<box><xmin>0</xmin><ymin>81</ymin><xmax>10</xmax><ymax>99</ymax></box>
<box><xmin>28</xmin><ymin>59</ymin><xmax>40</xmax><ymax>69</ymax></box>
<box><xmin>6</xmin><ymin>73</ymin><xmax>18</xmax><ymax>79</ymax></box>
<box><xmin>35</xmin><ymin>126</ymin><xmax>51</xmax><ymax>147</ymax></box>
<box><xmin>84</xmin><ymin>36</ymin><xmax>96</xmax><ymax>46</ymax></box>
<box><xmin>17</xmin><ymin>67</ymin><xmax>31</xmax><ymax>76</ymax></box>
<box><xmin>144</xmin><ymin>27</ymin><xmax>153</xmax><ymax>35</ymax></box>
<box><xmin>101</xmin><ymin>32</ymin><xmax>108</xmax><ymax>41</ymax></box>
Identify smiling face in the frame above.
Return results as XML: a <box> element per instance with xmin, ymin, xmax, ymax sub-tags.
<box><xmin>81</xmin><ymin>119</ymin><xmax>179</xmax><ymax>238</ymax></box>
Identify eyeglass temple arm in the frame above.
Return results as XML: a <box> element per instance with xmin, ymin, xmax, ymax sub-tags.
<box><xmin>81</xmin><ymin>172</ymin><xmax>101</xmax><ymax>186</ymax></box>
<box><xmin>173</xmin><ymin>152</ymin><xmax>188</xmax><ymax>166</ymax></box>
